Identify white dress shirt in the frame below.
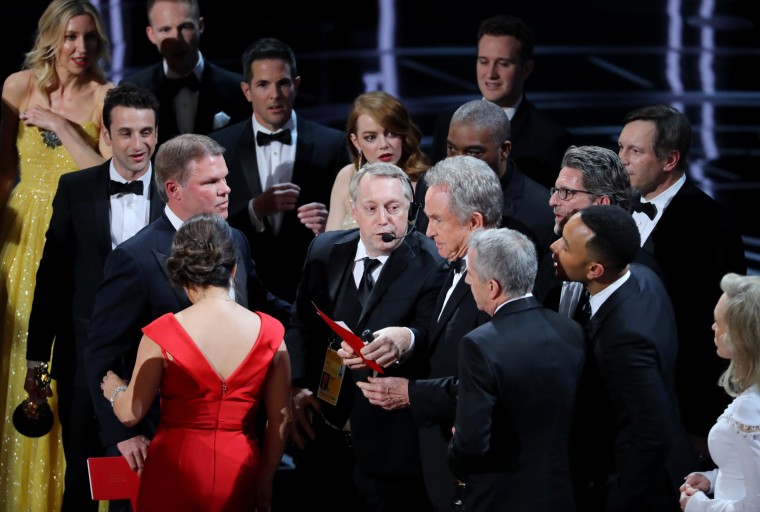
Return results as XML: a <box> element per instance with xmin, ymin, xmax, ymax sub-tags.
<box><xmin>633</xmin><ymin>173</ymin><xmax>686</xmax><ymax>246</ymax></box>
<box><xmin>109</xmin><ymin>165</ymin><xmax>152</xmax><ymax>248</ymax></box>
<box><xmin>248</xmin><ymin>112</ymin><xmax>298</xmax><ymax>236</ymax></box>
<box><xmin>163</xmin><ymin>54</ymin><xmax>204</xmax><ymax>134</ymax></box>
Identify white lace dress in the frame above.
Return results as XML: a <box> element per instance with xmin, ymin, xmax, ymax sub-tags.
<box><xmin>686</xmin><ymin>385</ymin><xmax>760</xmax><ymax>511</ymax></box>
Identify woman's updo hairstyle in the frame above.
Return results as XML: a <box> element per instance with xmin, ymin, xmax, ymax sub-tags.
<box><xmin>167</xmin><ymin>213</ymin><xmax>237</xmax><ymax>289</ymax></box>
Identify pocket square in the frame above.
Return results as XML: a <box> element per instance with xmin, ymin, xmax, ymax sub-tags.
<box><xmin>213</xmin><ymin>111</ymin><xmax>231</xmax><ymax>130</ymax></box>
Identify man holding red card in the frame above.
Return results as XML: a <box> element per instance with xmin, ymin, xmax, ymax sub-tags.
<box><xmin>285</xmin><ymin>162</ymin><xmax>446</xmax><ymax>512</ymax></box>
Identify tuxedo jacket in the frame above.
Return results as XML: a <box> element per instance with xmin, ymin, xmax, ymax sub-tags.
<box><xmin>430</xmin><ymin>96</ymin><xmax>573</xmax><ymax>189</ymax></box>
<box><xmin>121</xmin><ymin>61</ymin><xmax>250</xmax><ymax>146</ymax></box>
<box><xmin>415</xmin><ymin>159</ymin><xmax>555</xmax><ymax>260</ymax></box>
<box><xmin>406</xmin><ymin>268</ymin><xmax>489</xmax><ymax>510</ymax></box>
<box><xmin>285</xmin><ymin>229</ymin><xmax>447</xmax><ymax>478</ymax></box>
<box><xmin>643</xmin><ymin>179</ymin><xmax>746</xmax><ymax>438</ymax></box>
<box><xmin>576</xmin><ymin>265</ymin><xmax>698</xmax><ymax>512</ymax></box>
<box><xmin>27</xmin><ymin>160</ymin><xmax>164</xmax><ymax>387</ymax></box>
<box><xmin>85</xmin><ymin>214</ymin><xmax>291</xmax><ymax>447</ymax></box>
<box><xmin>448</xmin><ymin>296</ymin><xmax>586</xmax><ymax>512</ymax></box>
<box><xmin>211</xmin><ymin>116</ymin><xmax>350</xmax><ymax>302</ymax></box>
<box><xmin>534</xmin><ymin>245</ymin><xmax>662</xmax><ymax>314</ymax></box>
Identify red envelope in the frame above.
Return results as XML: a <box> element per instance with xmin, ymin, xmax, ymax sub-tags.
<box><xmin>312</xmin><ymin>302</ymin><xmax>384</xmax><ymax>374</ymax></box>
<box><xmin>87</xmin><ymin>456</ymin><xmax>140</xmax><ymax>510</ymax></box>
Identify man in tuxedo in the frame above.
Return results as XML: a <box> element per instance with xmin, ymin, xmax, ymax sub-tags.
<box><xmin>121</xmin><ymin>0</ymin><xmax>249</xmax><ymax>146</ymax></box>
<box><xmin>430</xmin><ymin>14</ymin><xmax>572</xmax><ymax>188</ymax></box>
<box><xmin>448</xmin><ymin>227</ymin><xmax>585</xmax><ymax>512</ymax></box>
<box><xmin>84</xmin><ymin>134</ymin><xmax>290</xmax><ymax>509</ymax></box>
<box><xmin>24</xmin><ymin>84</ymin><xmax>163</xmax><ymax>512</ymax></box>
<box><xmin>356</xmin><ymin>156</ymin><xmax>501</xmax><ymax>511</ymax></box>
<box><xmin>211</xmin><ymin>37</ymin><xmax>350</xmax><ymax>302</ymax></box>
<box><xmin>532</xmin><ymin>145</ymin><xmax>634</xmax><ymax>319</ymax></box>
<box><xmin>551</xmin><ymin>205</ymin><xmax>697</xmax><ymax>511</ymax></box>
<box><xmin>617</xmin><ymin>105</ymin><xmax>746</xmax><ymax>463</ymax></box>
<box><xmin>286</xmin><ymin>163</ymin><xmax>447</xmax><ymax>511</ymax></box>
<box><xmin>419</xmin><ymin>99</ymin><xmax>554</xmax><ymax>259</ymax></box>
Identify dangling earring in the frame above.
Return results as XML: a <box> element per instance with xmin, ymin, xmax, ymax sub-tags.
<box><xmin>356</xmin><ymin>150</ymin><xmax>363</xmax><ymax>171</ymax></box>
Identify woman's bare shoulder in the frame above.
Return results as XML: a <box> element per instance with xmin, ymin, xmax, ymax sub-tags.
<box><xmin>2</xmin><ymin>71</ymin><xmax>34</xmax><ymax>110</ymax></box>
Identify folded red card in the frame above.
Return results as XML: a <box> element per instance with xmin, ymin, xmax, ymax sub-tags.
<box><xmin>312</xmin><ymin>302</ymin><xmax>384</xmax><ymax>374</ymax></box>
<box><xmin>87</xmin><ymin>456</ymin><xmax>140</xmax><ymax>510</ymax></box>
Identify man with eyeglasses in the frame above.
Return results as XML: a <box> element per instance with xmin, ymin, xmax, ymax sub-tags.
<box><xmin>534</xmin><ymin>145</ymin><xmax>638</xmax><ymax>320</ymax></box>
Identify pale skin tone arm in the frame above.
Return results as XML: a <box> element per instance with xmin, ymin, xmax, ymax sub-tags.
<box><xmin>325</xmin><ymin>164</ymin><xmax>355</xmax><ymax>232</ymax></box>
<box><xmin>101</xmin><ymin>334</ymin><xmax>163</xmax><ymax>476</ymax></box>
<box><xmin>256</xmin><ymin>343</ymin><xmax>291</xmax><ymax>512</ymax></box>
<box><xmin>1</xmin><ymin>72</ymin><xmax>112</xmax><ymax>209</ymax></box>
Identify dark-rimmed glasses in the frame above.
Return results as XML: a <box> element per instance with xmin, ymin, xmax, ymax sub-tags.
<box><xmin>550</xmin><ymin>187</ymin><xmax>594</xmax><ymax>201</ymax></box>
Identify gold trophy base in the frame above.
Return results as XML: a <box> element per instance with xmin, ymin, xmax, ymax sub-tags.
<box><xmin>13</xmin><ymin>399</ymin><xmax>53</xmax><ymax>438</ymax></box>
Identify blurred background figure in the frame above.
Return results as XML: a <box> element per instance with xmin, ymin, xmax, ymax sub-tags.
<box><xmin>326</xmin><ymin>90</ymin><xmax>429</xmax><ymax>231</ymax></box>
<box><xmin>680</xmin><ymin>273</ymin><xmax>760</xmax><ymax>512</ymax></box>
<box><xmin>0</xmin><ymin>0</ymin><xmax>113</xmax><ymax>509</ymax></box>
<box><xmin>121</xmin><ymin>0</ymin><xmax>249</xmax><ymax>147</ymax></box>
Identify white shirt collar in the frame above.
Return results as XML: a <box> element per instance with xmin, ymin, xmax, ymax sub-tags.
<box><xmin>588</xmin><ymin>270</ymin><xmax>631</xmax><ymax>316</ymax></box>
<box><xmin>164</xmin><ymin>205</ymin><xmax>184</xmax><ymax>231</ymax></box>
<box><xmin>252</xmin><ymin>109</ymin><xmax>297</xmax><ymax>135</ymax></box>
<box><xmin>109</xmin><ymin>161</ymin><xmax>152</xmax><ymax>189</ymax></box>
<box><xmin>644</xmin><ymin>173</ymin><xmax>686</xmax><ymax>213</ymax></box>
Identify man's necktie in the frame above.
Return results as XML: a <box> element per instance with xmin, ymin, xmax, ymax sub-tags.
<box><xmin>449</xmin><ymin>257</ymin><xmax>466</xmax><ymax>273</ymax></box>
<box><xmin>631</xmin><ymin>195</ymin><xmax>657</xmax><ymax>220</ymax></box>
<box><xmin>574</xmin><ymin>289</ymin><xmax>592</xmax><ymax>326</ymax></box>
<box><xmin>256</xmin><ymin>129</ymin><xmax>292</xmax><ymax>146</ymax></box>
<box><xmin>164</xmin><ymin>73</ymin><xmax>200</xmax><ymax>95</ymax></box>
<box><xmin>357</xmin><ymin>257</ymin><xmax>381</xmax><ymax>308</ymax></box>
<box><xmin>109</xmin><ymin>180</ymin><xmax>144</xmax><ymax>196</ymax></box>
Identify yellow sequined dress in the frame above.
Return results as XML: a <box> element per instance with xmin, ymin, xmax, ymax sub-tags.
<box><xmin>0</xmin><ymin>121</ymin><xmax>99</xmax><ymax>512</ymax></box>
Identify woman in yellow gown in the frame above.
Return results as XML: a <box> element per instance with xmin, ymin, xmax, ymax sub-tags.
<box><xmin>325</xmin><ymin>91</ymin><xmax>429</xmax><ymax>231</ymax></box>
<box><xmin>0</xmin><ymin>1</ymin><xmax>112</xmax><ymax>510</ymax></box>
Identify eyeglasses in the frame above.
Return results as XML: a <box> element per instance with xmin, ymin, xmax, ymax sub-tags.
<box><xmin>550</xmin><ymin>187</ymin><xmax>595</xmax><ymax>201</ymax></box>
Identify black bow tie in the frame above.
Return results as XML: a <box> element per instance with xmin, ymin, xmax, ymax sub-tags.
<box><xmin>631</xmin><ymin>196</ymin><xmax>657</xmax><ymax>220</ymax></box>
<box><xmin>256</xmin><ymin>129</ymin><xmax>292</xmax><ymax>146</ymax></box>
<box><xmin>449</xmin><ymin>257</ymin><xmax>466</xmax><ymax>273</ymax></box>
<box><xmin>109</xmin><ymin>180</ymin><xmax>144</xmax><ymax>196</ymax></box>
<box><xmin>164</xmin><ymin>73</ymin><xmax>200</xmax><ymax>94</ymax></box>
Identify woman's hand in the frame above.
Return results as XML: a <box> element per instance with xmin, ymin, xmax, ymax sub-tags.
<box><xmin>100</xmin><ymin>370</ymin><xmax>127</xmax><ymax>400</ymax></box>
<box><xmin>20</xmin><ymin>105</ymin><xmax>65</xmax><ymax>134</ymax></box>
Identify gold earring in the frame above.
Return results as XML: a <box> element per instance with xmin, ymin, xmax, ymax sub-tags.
<box><xmin>356</xmin><ymin>151</ymin><xmax>363</xmax><ymax>170</ymax></box>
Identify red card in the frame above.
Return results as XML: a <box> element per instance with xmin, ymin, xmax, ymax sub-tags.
<box><xmin>87</xmin><ymin>456</ymin><xmax>140</xmax><ymax>510</ymax></box>
<box><xmin>312</xmin><ymin>302</ymin><xmax>384</xmax><ymax>374</ymax></box>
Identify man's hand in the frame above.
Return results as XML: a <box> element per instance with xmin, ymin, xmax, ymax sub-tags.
<box><xmin>117</xmin><ymin>435</ymin><xmax>151</xmax><ymax>477</ymax></box>
<box><xmin>356</xmin><ymin>376</ymin><xmax>410</xmax><ymax>410</ymax></box>
<box><xmin>291</xmin><ymin>387</ymin><xmax>321</xmax><ymax>449</ymax></box>
<box><xmin>297</xmin><ymin>202</ymin><xmax>328</xmax><ymax>235</ymax></box>
<box><xmin>338</xmin><ymin>327</ymin><xmax>411</xmax><ymax>369</ymax></box>
<box><xmin>23</xmin><ymin>367</ymin><xmax>52</xmax><ymax>404</ymax></box>
<box><xmin>253</xmin><ymin>182</ymin><xmax>301</xmax><ymax>217</ymax></box>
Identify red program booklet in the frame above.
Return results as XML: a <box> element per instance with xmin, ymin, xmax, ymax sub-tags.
<box><xmin>87</xmin><ymin>456</ymin><xmax>140</xmax><ymax>509</ymax></box>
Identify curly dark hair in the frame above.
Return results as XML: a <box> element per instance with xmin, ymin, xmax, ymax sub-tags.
<box><xmin>167</xmin><ymin>213</ymin><xmax>237</xmax><ymax>289</ymax></box>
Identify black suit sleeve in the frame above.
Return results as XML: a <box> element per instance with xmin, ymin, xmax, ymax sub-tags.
<box><xmin>448</xmin><ymin>335</ymin><xmax>495</xmax><ymax>479</ymax></box>
<box><xmin>85</xmin><ymin>247</ymin><xmax>151</xmax><ymax>446</ymax></box>
<box><xmin>598</xmin><ymin>331</ymin><xmax>674</xmax><ymax>508</ymax></box>
<box><xmin>27</xmin><ymin>180</ymin><xmax>76</xmax><ymax>362</ymax></box>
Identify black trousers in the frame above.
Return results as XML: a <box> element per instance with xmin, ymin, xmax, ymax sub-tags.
<box><xmin>57</xmin><ymin>381</ymin><xmax>103</xmax><ymax>512</ymax></box>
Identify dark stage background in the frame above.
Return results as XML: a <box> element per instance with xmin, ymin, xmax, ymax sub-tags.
<box><xmin>6</xmin><ymin>0</ymin><xmax>760</xmax><ymax>271</ymax></box>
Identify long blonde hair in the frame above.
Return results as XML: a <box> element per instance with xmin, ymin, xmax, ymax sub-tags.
<box><xmin>23</xmin><ymin>0</ymin><xmax>110</xmax><ymax>97</ymax></box>
<box><xmin>718</xmin><ymin>273</ymin><xmax>760</xmax><ymax>396</ymax></box>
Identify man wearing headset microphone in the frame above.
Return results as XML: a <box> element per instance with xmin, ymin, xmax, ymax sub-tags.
<box><xmin>285</xmin><ymin>162</ymin><xmax>447</xmax><ymax>511</ymax></box>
